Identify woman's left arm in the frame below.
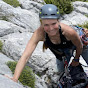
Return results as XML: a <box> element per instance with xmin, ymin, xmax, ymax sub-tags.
<box><xmin>70</xmin><ymin>30</ymin><xmax>83</xmax><ymax>66</ymax></box>
<box><xmin>61</xmin><ymin>23</ymin><xmax>83</xmax><ymax>66</ymax></box>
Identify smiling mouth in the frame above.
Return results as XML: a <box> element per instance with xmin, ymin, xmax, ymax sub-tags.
<box><xmin>49</xmin><ymin>29</ymin><xmax>55</xmax><ymax>33</ymax></box>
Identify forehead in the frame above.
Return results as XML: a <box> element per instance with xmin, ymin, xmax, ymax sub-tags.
<box><xmin>41</xmin><ymin>19</ymin><xmax>58</xmax><ymax>24</ymax></box>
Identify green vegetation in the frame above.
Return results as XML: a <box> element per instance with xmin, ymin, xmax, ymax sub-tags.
<box><xmin>70</xmin><ymin>0</ymin><xmax>87</xmax><ymax>2</ymax></box>
<box><xmin>0</xmin><ymin>40</ymin><xmax>3</xmax><ymax>51</ymax></box>
<box><xmin>85</xmin><ymin>14</ymin><xmax>88</xmax><ymax>17</ymax></box>
<box><xmin>2</xmin><ymin>16</ymin><xmax>8</xmax><ymax>21</ymax></box>
<box><xmin>3</xmin><ymin>0</ymin><xmax>20</xmax><ymax>7</ymax></box>
<box><xmin>44</xmin><ymin>0</ymin><xmax>88</xmax><ymax>15</ymax></box>
<box><xmin>44</xmin><ymin>0</ymin><xmax>73</xmax><ymax>15</ymax></box>
<box><xmin>78</xmin><ymin>22</ymin><xmax>88</xmax><ymax>29</ymax></box>
<box><xmin>7</xmin><ymin>61</ymin><xmax>35</xmax><ymax>88</ymax></box>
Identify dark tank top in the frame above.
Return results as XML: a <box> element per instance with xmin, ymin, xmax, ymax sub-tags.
<box><xmin>44</xmin><ymin>25</ymin><xmax>74</xmax><ymax>59</ymax></box>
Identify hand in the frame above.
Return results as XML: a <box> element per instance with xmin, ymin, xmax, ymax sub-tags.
<box><xmin>71</xmin><ymin>59</ymin><xmax>79</xmax><ymax>66</ymax></box>
<box><xmin>4</xmin><ymin>74</ymin><xmax>18</xmax><ymax>82</ymax></box>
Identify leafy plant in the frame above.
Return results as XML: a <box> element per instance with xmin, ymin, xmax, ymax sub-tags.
<box><xmin>7</xmin><ymin>61</ymin><xmax>35</xmax><ymax>88</ymax></box>
<box><xmin>3</xmin><ymin>0</ymin><xmax>20</xmax><ymax>7</ymax></box>
<box><xmin>2</xmin><ymin>16</ymin><xmax>8</xmax><ymax>21</ymax></box>
<box><xmin>78</xmin><ymin>22</ymin><xmax>88</xmax><ymax>29</ymax></box>
<box><xmin>44</xmin><ymin>0</ymin><xmax>73</xmax><ymax>15</ymax></box>
<box><xmin>70</xmin><ymin>0</ymin><xmax>87</xmax><ymax>2</ymax></box>
<box><xmin>0</xmin><ymin>40</ymin><xmax>3</xmax><ymax>51</ymax></box>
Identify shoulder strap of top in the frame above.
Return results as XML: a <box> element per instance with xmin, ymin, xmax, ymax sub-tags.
<box><xmin>59</xmin><ymin>25</ymin><xmax>63</xmax><ymax>36</ymax></box>
<box><xmin>59</xmin><ymin>25</ymin><xmax>67</xmax><ymax>42</ymax></box>
<box><xmin>59</xmin><ymin>25</ymin><xmax>61</xmax><ymax>32</ymax></box>
<box><xmin>59</xmin><ymin>25</ymin><xmax>63</xmax><ymax>39</ymax></box>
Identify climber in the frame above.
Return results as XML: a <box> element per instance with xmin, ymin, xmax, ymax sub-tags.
<box><xmin>5</xmin><ymin>4</ymin><xmax>88</xmax><ymax>87</ymax></box>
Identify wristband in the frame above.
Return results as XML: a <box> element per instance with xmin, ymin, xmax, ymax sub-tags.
<box><xmin>73</xmin><ymin>58</ymin><xmax>79</xmax><ymax>62</ymax></box>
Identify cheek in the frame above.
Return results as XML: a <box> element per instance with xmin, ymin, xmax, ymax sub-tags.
<box><xmin>54</xmin><ymin>24</ymin><xmax>58</xmax><ymax>28</ymax></box>
<box><xmin>43</xmin><ymin>26</ymin><xmax>49</xmax><ymax>32</ymax></box>
<box><xmin>44</xmin><ymin>28</ymin><xmax>48</xmax><ymax>32</ymax></box>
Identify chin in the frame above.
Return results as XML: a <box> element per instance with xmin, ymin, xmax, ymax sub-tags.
<box><xmin>48</xmin><ymin>33</ymin><xmax>57</xmax><ymax>36</ymax></box>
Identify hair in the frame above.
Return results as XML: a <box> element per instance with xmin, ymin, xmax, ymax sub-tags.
<box><xmin>43</xmin><ymin>42</ymin><xmax>48</xmax><ymax>52</ymax></box>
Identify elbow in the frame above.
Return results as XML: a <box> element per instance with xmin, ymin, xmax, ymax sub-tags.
<box><xmin>79</xmin><ymin>44</ymin><xmax>83</xmax><ymax>53</ymax></box>
<box><xmin>20</xmin><ymin>55</ymin><xmax>29</xmax><ymax>64</ymax></box>
<box><xmin>26</xmin><ymin>57</ymin><xmax>30</xmax><ymax>62</ymax></box>
<box><xmin>79</xmin><ymin>42</ymin><xmax>83</xmax><ymax>50</ymax></box>
<box><xmin>76</xmin><ymin>44</ymin><xmax>83</xmax><ymax>53</ymax></box>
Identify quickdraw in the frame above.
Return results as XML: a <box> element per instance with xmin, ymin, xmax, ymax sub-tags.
<box><xmin>75</xmin><ymin>26</ymin><xmax>88</xmax><ymax>46</ymax></box>
<box><xmin>57</xmin><ymin>57</ymin><xmax>88</xmax><ymax>88</ymax></box>
<box><xmin>80</xmin><ymin>34</ymin><xmax>88</xmax><ymax>46</ymax></box>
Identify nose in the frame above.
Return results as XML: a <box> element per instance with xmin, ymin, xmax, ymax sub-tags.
<box><xmin>49</xmin><ymin>25</ymin><xmax>53</xmax><ymax>30</ymax></box>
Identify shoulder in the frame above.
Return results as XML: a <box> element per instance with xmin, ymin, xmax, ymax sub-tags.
<box><xmin>32</xmin><ymin>26</ymin><xmax>45</xmax><ymax>41</ymax></box>
<box><xmin>60</xmin><ymin>23</ymin><xmax>74</xmax><ymax>32</ymax></box>
<box><xmin>60</xmin><ymin>23</ymin><xmax>78</xmax><ymax>40</ymax></box>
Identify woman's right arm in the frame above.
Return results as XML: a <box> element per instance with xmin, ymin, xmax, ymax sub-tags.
<box><xmin>8</xmin><ymin>28</ymin><xmax>44</xmax><ymax>82</ymax></box>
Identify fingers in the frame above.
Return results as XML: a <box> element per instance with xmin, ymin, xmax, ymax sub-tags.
<box><xmin>4</xmin><ymin>74</ymin><xmax>12</xmax><ymax>79</ymax></box>
<box><xmin>4</xmin><ymin>74</ymin><xmax>18</xmax><ymax>82</ymax></box>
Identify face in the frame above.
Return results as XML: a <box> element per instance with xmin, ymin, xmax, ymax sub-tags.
<box><xmin>41</xmin><ymin>19</ymin><xmax>59</xmax><ymax>37</ymax></box>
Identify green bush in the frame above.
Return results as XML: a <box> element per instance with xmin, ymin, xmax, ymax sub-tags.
<box><xmin>60</xmin><ymin>0</ymin><xmax>73</xmax><ymax>14</ymax></box>
<box><xmin>69</xmin><ymin>0</ymin><xmax>87</xmax><ymax>2</ymax></box>
<box><xmin>44</xmin><ymin>0</ymin><xmax>88</xmax><ymax>15</ymax></box>
<box><xmin>0</xmin><ymin>40</ymin><xmax>3</xmax><ymax>51</ymax></box>
<box><xmin>3</xmin><ymin>0</ymin><xmax>20</xmax><ymax>7</ymax></box>
<box><xmin>78</xmin><ymin>22</ymin><xmax>88</xmax><ymax>29</ymax></box>
<box><xmin>2</xmin><ymin>16</ymin><xmax>8</xmax><ymax>21</ymax></box>
<box><xmin>44</xmin><ymin>0</ymin><xmax>73</xmax><ymax>15</ymax></box>
<box><xmin>7</xmin><ymin>61</ymin><xmax>35</xmax><ymax>88</ymax></box>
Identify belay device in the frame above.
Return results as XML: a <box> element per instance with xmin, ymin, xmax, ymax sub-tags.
<box><xmin>57</xmin><ymin>57</ymin><xmax>88</xmax><ymax>88</ymax></box>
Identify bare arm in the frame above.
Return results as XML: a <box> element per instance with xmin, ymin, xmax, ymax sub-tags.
<box><xmin>61</xmin><ymin>23</ymin><xmax>83</xmax><ymax>65</ymax></box>
<box><xmin>70</xmin><ymin>31</ymin><xmax>82</xmax><ymax>59</ymax></box>
<box><xmin>69</xmin><ymin>30</ymin><xmax>83</xmax><ymax>66</ymax></box>
<box><xmin>12</xmin><ymin>27</ymin><xmax>44</xmax><ymax>82</ymax></box>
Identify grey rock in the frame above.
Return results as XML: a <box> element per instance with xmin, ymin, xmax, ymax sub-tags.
<box><xmin>0</xmin><ymin>75</ymin><xmax>25</xmax><ymax>88</ymax></box>
<box><xmin>0</xmin><ymin>1</ymin><xmax>88</xmax><ymax>88</ymax></box>
<box><xmin>0</xmin><ymin>1</ymin><xmax>40</xmax><ymax>32</ymax></box>
<box><xmin>0</xmin><ymin>20</ymin><xmax>30</xmax><ymax>37</ymax></box>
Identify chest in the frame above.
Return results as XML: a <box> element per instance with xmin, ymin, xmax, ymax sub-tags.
<box><xmin>45</xmin><ymin>33</ymin><xmax>73</xmax><ymax>49</ymax></box>
<box><xmin>49</xmin><ymin>35</ymin><xmax>61</xmax><ymax>44</ymax></box>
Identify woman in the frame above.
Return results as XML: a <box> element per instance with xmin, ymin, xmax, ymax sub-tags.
<box><xmin>6</xmin><ymin>4</ymin><xmax>86</xmax><ymax>84</ymax></box>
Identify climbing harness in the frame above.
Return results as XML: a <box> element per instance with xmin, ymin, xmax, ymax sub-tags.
<box><xmin>75</xmin><ymin>26</ymin><xmax>88</xmax><ymax>46</ymax></box>
<box><xmin>57</xmin><ymin>57</ymin><xmax>88</xmax><ymax>88</ymax></box>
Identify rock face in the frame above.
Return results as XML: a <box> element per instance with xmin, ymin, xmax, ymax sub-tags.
<box><xmin>0</xmin><ymin>0</ymin><xmax>88</xmax><ymax>88</ymax></box>
<box><xmin>0</xmin><ymin>1</ymin><xmax>40</xmax><ymax>32</ymax></box>
<box><xmin>0</xmin><ymin>75</ymin><xmax>25</xmax><ymax>88</ymax></box>
<box><xmin>61</xmin><ymin>1</ymin><xmax>88</xmax><ymax>25</ymax></box>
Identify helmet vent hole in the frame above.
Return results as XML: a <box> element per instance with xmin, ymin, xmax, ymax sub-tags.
<box><xmin>56</xmin><ymin>9</ymin><xmax>58</xmax><ymax>11</ymax></box>
<box><xmin>51</xmin><ymin>14</ymin><xmax>55</xmax><ymax>15</ymax></box>
<box><xmin>43</xmin><ymin>14</ymin><xmax>47</xmax><ymax>16</ymax></box>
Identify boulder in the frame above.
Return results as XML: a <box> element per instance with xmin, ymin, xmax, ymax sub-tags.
<box><xmin>0</xmin><ymin>1</ymin><xmax>40</xmax><ymax>32</ymax></box>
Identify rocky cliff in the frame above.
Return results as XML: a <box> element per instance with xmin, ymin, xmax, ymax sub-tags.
<box><xmin>0</xmin><ymin>0</ymin><xmax>88</xmax><ymax>88</ymax></box>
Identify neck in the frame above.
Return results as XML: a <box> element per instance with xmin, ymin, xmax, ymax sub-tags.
<box><xmin>48</xmin><ymin>30</ymin><xmax>61</xmax><ymax>44</ymax></box>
